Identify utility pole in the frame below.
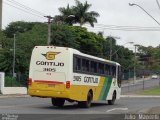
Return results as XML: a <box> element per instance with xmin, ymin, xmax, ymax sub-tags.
<box><xmin>0</xmin><ymin>0</ymin><xmax>2</xmax><ymax>29</ymax></box>
<box><xmin>13</xmin><ymin>34</ymin><xmax>16</xmax><ymax>77</ymax></box>
<box><xmin>108</xmin><ymin>36</ymin><xmax>120</xmax><ymax>61</ymax></box>
<box><xmin>133</xmin><ymin>45</ymin><xmax>136</xmax><ymax>84</ymax></box>
<box><xmin>133</xmin><ymin>44</ymin><xmax>139</xmax><ymax>84</ymax></box>
<box><xmin>109</xmin><ymin>37</ymin><xmax>112</xmax><ymax>61</ymax></box>
<box><xmin>44</xmin><ymin>16</ymin><xmax>53</xmax><ymax>45</ymax></box>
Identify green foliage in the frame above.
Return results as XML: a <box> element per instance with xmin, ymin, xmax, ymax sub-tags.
<box><xmin>5</xmin><ymin>76</ymin><xmax>20</xmax><ymax>87</ymax></box>
<box><xmin>4</xmin><ymin>21</ymin><xmax>42</xmax><ymax>38</ymax></box>
<box><xmin>50</xmin><ymin>24</ymin><xmax>78</xmax><ymax>47</ymax></box>
<box><xmin>0</xmin><ymin>49</ymin><xmax>13</xmax><ymax>72</ymax></box>
<box><xmin>50</xmin><ymin>24</ymin><xmax>104</xmax><ymax>57</ymax></box>
<box><xmin>137</xmin><ymin>87</ymin><xmax>160</xmax><ymax>95</ymax></box>
<box><xmin>1</xmin><ymin>21</ymin><xmax>136</xmax><ymax>84</ymax></box>
<box><xmin>137</xmin><ymin>45</ymin><xmax>160</xmax><ymax>71</ymax></box>
<box><xmin>0</xmin><ymin>22</ymin><xmax>48</xmax><ymax>74</ymax></box>
<box><xmin>0</xmin><ymin>30</ymin><xmax>9</xmax><ymax>48</ymax></box>
<box><xmin>53</xmin><ymin>0</ymin><xmax>99</xmax><ymax>27</ymax></box>
<box><xmin>73</xmin><ymin>0</ymin><xmax>100</xmax><ymax>27</ymax></box>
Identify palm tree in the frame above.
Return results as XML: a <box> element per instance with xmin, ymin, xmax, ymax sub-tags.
<box><xmin>53</xmin><ymin>0</ymin><xmax>100</xmax><ymax>27</ymax></box>
<box><xmin>73</xmin><ymin>0</ymin><xmax>99</xmax><ymax>27</ymax></box>
<box><xmin>53</xmin><ymin>4</ymin><xmax>75</xmax><ymax>25</ymax></box>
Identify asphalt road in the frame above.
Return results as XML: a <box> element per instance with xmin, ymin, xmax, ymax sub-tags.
<box><xmin>122</xmin><ymin>78</ymin><xmax>160</xmax><ymax>94</ymax></box>
<box><xmin>0</xmin><ymin>78</ymin><xmax>160</xmax><ymax>120</ymax></box>
<box><xmin>0</xmin><ymin>96</ymin><xmax>160</xmax><ymax>120</ymax></box>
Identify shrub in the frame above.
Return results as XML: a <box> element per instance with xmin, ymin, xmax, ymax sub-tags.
<box><xmin>5</xmin><ymin>76</ymin><xmax>21</xmax><ymax>87</ymax></box>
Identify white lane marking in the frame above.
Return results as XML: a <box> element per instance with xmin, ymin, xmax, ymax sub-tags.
<box><xmin>106</xmin><ymin>107</ymin><xmax>128</xmax><ymax>113</ymax></box>
<box><xmin>0</xmin><ymin>103</ymin><xmax>49</xmax><ymax>108</ymax></box>
<box><xmin>121</xmin><ymin>95</ymin><xmax>160</xmax><ymax>98</ymax></box>
<box><xmin>0</xmin><ymin>106</ymin><xmax>15</xmax><ymax>108</ymax></box>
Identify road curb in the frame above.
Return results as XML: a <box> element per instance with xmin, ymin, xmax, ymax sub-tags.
<box><xmin>121</xmin><ymin>95</ymin><xmax>160</xmax><ymax>98</ymax></box>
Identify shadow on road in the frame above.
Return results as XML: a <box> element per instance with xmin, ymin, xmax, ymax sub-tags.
<box><xmin>39</xmin><ymin>102</ymin><xmax>110</xmax><ymax>110</ymax></box>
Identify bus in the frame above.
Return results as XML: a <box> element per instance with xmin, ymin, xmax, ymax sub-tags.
<box><xmin>28</xmin><ymin>46</ymin><xmax>121</xmax><ymax>108</ymax></box>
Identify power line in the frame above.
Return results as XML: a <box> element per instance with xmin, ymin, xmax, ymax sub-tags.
<box><xmin>4</xmin><ymin>1</ymin><xmax>44</xmax><ymax>19</ymax></box>
<box><xmin>95</xmin><ymin>23</ymin><xmax>160</xmax><ymax>29</ymax></box>
<box><xmin>84</xmin><ymin>23</ymin><xmax>160</xmax><ymax>31</ymax></box>
<box><xmin>4</xmin><ymin>0</ymin><xmax>160</xmax><ymax>31</ymax></box>
<box><xmin>6</xmin><ymin>0</ymin><xmax>47</xmax><ymax>16</ymax></box>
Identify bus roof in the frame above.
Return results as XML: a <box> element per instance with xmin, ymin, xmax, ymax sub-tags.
<box><xmin>34</xmin><ymin>46</ymin><xmax>120</xmax><ymax>66</ymax></box>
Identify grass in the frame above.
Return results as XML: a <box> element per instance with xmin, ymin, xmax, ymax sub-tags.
<box><xmin>137</xmin><ymin>87</ymin><xmax>160</xmax><ymax>95</ymax></box>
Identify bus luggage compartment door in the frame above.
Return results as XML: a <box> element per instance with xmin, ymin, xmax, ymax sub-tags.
<box><xmin>32</xmin><ymin>71</ymin><xmax>66</xmax><ymax>92</ymax></box>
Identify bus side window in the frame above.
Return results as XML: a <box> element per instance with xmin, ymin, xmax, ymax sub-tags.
<box><xmin>117</xmin><ymin>66</ymin><xmax>122</xmax><ymax>87</ymax></box>
<box><xmin>82</xmin><ymin>59</ymin><xmax>86</xmax><ymax>71</ymax></box>
<box><xmin>82</xmin><ymin>59</ymin><xmax>89</xmax><ymax>72</ymax></box>
<box><xmin>98</xmin><ymin>63</ymin><xmax>104</xmax><ymax>74</ymax></box>
<box><xmin>73</xmin><ymin>56</ymin><xmax>81</xmax><ymax>71</ymax></box>
<box><xmin>76</xmin><ymin>57</ymin><xmax>81</xmax><ymax>71</ymax></box>
<box><xmin>90</xmin><ymin>61</ymin><xmax>97</xmax><ymax>73</ymax></box>
<box><xmin>112</xmin><ymin>66</ymin><xmax>116</xmax><ymax>77</ymax></box>
<box><xmin>86</xmin><ymin>60</ymin><xmax>89</xmax><ymax>72</ymax></box>
<box><xmin>105</xmin><ymin>64</ymin><xmax>110</xmax><ymax>75</ymax></box>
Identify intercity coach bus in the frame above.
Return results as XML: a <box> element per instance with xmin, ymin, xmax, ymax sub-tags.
<box><xmin>28</xmin><ymin>46</ymin><xmax>121</xmax><ymax>108</ymax></box>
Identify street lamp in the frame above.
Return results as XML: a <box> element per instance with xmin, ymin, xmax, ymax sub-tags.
<box><xmin>111</xmin><ymin>42</ymin><xmax>134</xmax><ymax>58</ymax></box>
<box><xmin>68</xmin><ymin>15</ymin><xmax>75</xmax><ymax>18</ymax></box>
<box><xmin>156</xmin><ymin>0</ymin><xmax>160</xmax><ymax>10</ymax></box>
<box><xmin>129</xmin><ymin>3</ymin><xmax>160</xmax><ymax>26</ymax></box>
<box><xmin>67</xmin><ymin>15</ymin><xmax>75</xmax><ymax>26</ymax></box>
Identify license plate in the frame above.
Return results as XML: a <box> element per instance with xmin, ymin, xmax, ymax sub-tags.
<box><xmin>48</xmin><ymin>84</ymin><xmax>55</xmax><ymax>87</ymax></box>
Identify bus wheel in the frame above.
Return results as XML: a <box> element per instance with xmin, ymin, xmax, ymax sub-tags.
<box><xmin>108</xmin><ymin>91</ymin><xmax>116</xmax><ymax>105</ymax></box>
<box><xmin>51</xmin><ymin>98</ymin><xmax>65</xmax><ymax>107</ymax></box>
<box><xmin>78</xmin><ymin>91</ymin><xmax>92</xmax><ymax>108</ymax></box>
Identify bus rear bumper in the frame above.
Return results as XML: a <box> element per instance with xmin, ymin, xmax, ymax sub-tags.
<box><xmin>28</xmin><ymin>89</ymin><xmax>70</xmax><ymax>98</ymax></box>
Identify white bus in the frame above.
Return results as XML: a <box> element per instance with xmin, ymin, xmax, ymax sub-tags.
<box><xmin>28</xmin><ymin>46</ymin><xmax>121</xmax><ymax>108</ymax></box>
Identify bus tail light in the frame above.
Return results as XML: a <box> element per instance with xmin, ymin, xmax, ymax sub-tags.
<box><xmin>66</xmin><ymin>81</ymin><xmax>70</xmax><ymax>88</ymax></box>
<box><xmin>28</xmin><ymin>78</ymin><xmax>32</xmax><ymax>86</ymax></box>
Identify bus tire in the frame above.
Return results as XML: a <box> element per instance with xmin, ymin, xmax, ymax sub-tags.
<box><xmin>78</xmin><ymin>91</ymin><xmax>92</xmax><ymax>108</ymax></box>
<box><xmin>51</xmin><ymin>98</ymin><xmax>65</xmax><ymax>107</ymax></box>
<box><xmin>108</xmin><ymin>91</ymin><xmax>116</xmax><ymax>105</ymax></box>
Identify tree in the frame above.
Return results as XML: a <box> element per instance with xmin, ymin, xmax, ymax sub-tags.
<box><xmin>4</xmin><ymin>21</ymin><xmax>42</xmax><ymax>38</ymax></box>
<box><xmin>1</xmin><ymin>21</ymin><xmax>135</xmax><ymax>83</ymax></box>
<box><xmin>53</xmin><ymin>0</ymin><xmax>100</xmax><ymax>27</ymax></box>
<box><xmin>15</xmin><ymin>23</ymin><xmax>47</xmax><ymax>73</ymax></box>
<box><xmin>50</xmin><ymin>24</ymin><xmax>104</xmax><ymax>56</ymax></box>
<box><xmin>53</xmin><ymin>4</ymin><xmax>75</xmax><ymax>25</ymax></box>
<box><xmin>0</xmin><ymin>48</ymin><xmax>13</xmax><ymax>73</ymax></box>
<box><xmin>0</xmin><ymin>30</ymin><xmax>13</xmax><ymax>73</ymax></box>
<box><xmin>1</xmin><ymin>22</ymin><xmax>48</xmax><ymax>74</ymax></box>
<box><xmin>73</xmin><ymin>0</ymin><xmax>99</xmax><ymax>27</ymax></box>
<box><xmin>137</xmin><ymin>45</ymin><xmax>160</xmax><ymax>72</ymax></box>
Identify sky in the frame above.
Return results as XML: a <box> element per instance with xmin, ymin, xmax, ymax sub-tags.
<box><xmin>2</xmin><ymin>0</ymin><xmax>160</xmax><ymax>50</ymax></box>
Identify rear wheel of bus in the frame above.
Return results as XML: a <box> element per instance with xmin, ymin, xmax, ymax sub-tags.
<box><xmin>78</xmin><ymin>91</ymin><xmax>93</xmax><ymax>108</ymax></box>
<box><xmin>51</xmin><ymin>98</ymin><xmax>65</xmax><ymax>107</ymax></box>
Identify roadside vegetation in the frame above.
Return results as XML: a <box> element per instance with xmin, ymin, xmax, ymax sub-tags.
<box><xmin>0</xmin><ymin>0</ymin><xmax>160</xmax><ymax>86</ymax></box>
<box><xmin>136</xmin><ymin>87</ymin><xmax>160</xmax><ymax>95</ymax></box>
